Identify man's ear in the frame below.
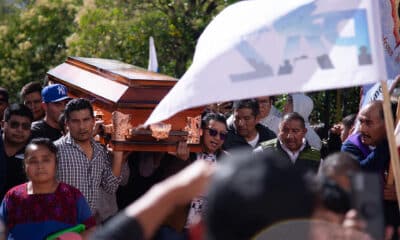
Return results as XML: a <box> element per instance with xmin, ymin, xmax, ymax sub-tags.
<box><xmin>41</xmin><ymin>102</ymin><xmax>47</xmax><ymax>111</ymax></box>
<box><xmin>199</xmin><ymin>128</ymin><xmax>203</xmax><ymax>136</ymax></box>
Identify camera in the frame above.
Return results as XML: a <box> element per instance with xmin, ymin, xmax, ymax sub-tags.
<box><xmin>350</xmin><ymin>172</ymin><xmax>384</xmax><ymax>240</ymax></box>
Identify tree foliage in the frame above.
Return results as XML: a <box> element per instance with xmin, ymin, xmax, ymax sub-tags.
<box><xmin>0</xmin><ymin>0</ymin><xmax>362</xmax><ymax>127</ymax></box>
<box><xmin>0</xmin><ymin>0</ymin><xmax>234</xmax><ymax>100</ymax></box>
<box><xmin>67</xmin><ymin>0</ymin><xmax>231</xmax><ymax>77</ymax></box>
<box><xmin>309</xmin><ymin>88</ymin><xmax>361</xmax><ymax>126</ymax></box>
<box><xmin>0</xmin><ymin>0</ymin><xmax>31</xmax><ymax>23</ymax></box>
<box><xmin>0</xmin><ymin>0</ymin><xmax>81</xmax><ymax>101</ymax></box>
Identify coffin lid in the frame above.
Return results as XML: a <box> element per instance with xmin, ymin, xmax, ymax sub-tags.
<box><xmin>46</xmin><ymin>57</ymin><xmax>177</xmax><ymax>104</ymax></box>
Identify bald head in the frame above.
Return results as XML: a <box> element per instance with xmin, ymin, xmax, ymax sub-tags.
<box><xmin>362</xmin><ymin>100</ymin><xmax>383</xmax><ymax>120</ymax></box>
<box><xmin>358</xmin><ymin>100</ymin><xmax>386</xmax><ymax>146</ymax></box>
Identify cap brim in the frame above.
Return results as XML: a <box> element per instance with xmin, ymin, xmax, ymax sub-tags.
<box><xmin>49</xmin><ymin>96</ymin><xmax>72</xmax><ymax>103</ymax></box>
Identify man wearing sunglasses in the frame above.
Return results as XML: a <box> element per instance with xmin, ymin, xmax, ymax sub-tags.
<box><xmin>200</xmin><ymin>113</ymin><xmax>228</xmax><ymax>158</ymax></box>
<box><xmin>0</xmin><ymin>104</ymin><xmax>33</xmax><ymax>200</ymax></box>
<box><xmin>167</xmin><ymin>112</ymin><xmax>228</xmax><ymax>233</ymax></box>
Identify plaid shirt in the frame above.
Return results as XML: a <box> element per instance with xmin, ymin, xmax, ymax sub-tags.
<box><xmin>55</xmin><ymin>134</ymin><xmax>121</xmax><ymax>213</ymax></box>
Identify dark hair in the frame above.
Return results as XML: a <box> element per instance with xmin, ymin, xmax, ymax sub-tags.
<box><xmin>25</xmin><ymin>138</ymin><xmax>58</xmax><ymax>171</ymax></box>
<box><xmin>317</xmin><ymin>152</ymin><xmax>360</xmax><ymax>214</ymax></box>
<box><xmin>0</xmin><ymin>87</ymin><xmax>9</xmax><ymax>102</ymax></box>
<box><xmin>205</xmin><ymin>150</ymin><xmax>316</xmax><ymax>239</ymax></box>
<box><xmin>26</xmin><ymin>138</ymin><xmax>58</xmax><ymax>156</ymax></box>
<box><xmin>320</xmin><ymin>152</ymin><xmax>360</xmax><ymax>178</ymax></box>
<box><xmin>58</xmin><ymin>112</ymin><xmax>67</xmax><ymax>135</ymax></box>
<box><xmin>64</xmin><ymin>98</ymin><xmax>94</xmax><ymax>121</ymax></box>
<box><xmin>281</xmin><ymin>112</ymin><xmax>305</xmax><ymax>129</ymax></box>
<box><xmin>201</xmin><ymin>112</ymin><xmax>227</xmax><ymax>129</ymax></box>
<box><xmin>232</xmin><ymin>99</ymin><xmax>259</xmax><ymax>117</ymax></box>
<box><xmin>20</xmin><ymin>82</ymin><xmax>43</xmax><ymax>100</ymax></box>
<box><xmin>318</xmin><ymin>177</ymin><xmax>351</xmax><ymax>214</ymax></box>
<box><xmin>287</xmin><ymin>95</ymin><xmax>293</xmax><ymax>104</ymax></box>
<box><xmin>3</xmin><ymin>103</ymin><xmax>33</xmax><ymax>122</ymax></box>
<box><xmin>342</xmin><ymin>113</ymin><xmax>357</xmax><ymax>129</ymax></box>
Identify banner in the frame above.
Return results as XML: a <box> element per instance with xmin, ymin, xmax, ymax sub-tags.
<box><xmin>380</xmin><ymin>0</ymin><xmax>400</xmax><ymax>79</ymax></box>
<box><xmin>145</xmin><ymin>0</ymin><xmax>386</xmax><ymax>125</ymax></box>
<box><xmin>360</xmin><ymin>79</ymin><xmax>396</xmax><ymax>108</ymax></box>
<box><xmin>361</xmin><ymin>0</ymin><xmax>400</xmax><ymax>108</ymax></box>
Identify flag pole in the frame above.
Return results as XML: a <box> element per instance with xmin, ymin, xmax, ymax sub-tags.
<box><xmin>386</xmin><ymin>96</ymin><xmax>400</xmax><ymax>187</ymax></box>
<box><xmin>381</xmin><ymin>80</ymin><xmax>400</xmax><ymax>210</ymax></box>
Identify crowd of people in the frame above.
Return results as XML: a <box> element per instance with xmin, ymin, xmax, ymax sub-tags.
<box><xmin>0</xmin><ymin>80</ymin><xmax>398</xmax><ymax>240</ymax></box>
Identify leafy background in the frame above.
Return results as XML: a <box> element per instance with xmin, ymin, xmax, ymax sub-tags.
<box><xmin>0</xmin><ymin>0</ymin><xmax>361</xmax><ymax>133</ymax></box>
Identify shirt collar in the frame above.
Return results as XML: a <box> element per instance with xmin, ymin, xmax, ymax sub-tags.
<box><xmin>65</xmin><ymin>133</ymin><xmax>95</xmax><ymax>144</ymax></box>
<box><xmin>279</xmin><ymin>138</ymin><xmax>307</xmax><ymax>163</ymax></box>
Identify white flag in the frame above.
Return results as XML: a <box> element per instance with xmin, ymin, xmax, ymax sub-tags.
<box><xmin>380</xmin><ymin>0</ymin><xmax>400</xmax><ymax>80</ymax></box>
<box><xmin>148</xmin><ymin>36</ymin><xmax>158</xmax><ymax>72</ymax></box>
<box><xmin>360</xmin><ymin>79</ymin><xmax>396</xmax><ymax>108</ymax></box>
<box><xmin>145</xmin><ymin>0</ymin><xmax>386</xmax><ymax>125</ymax></box>
<box><xmin>360</xmin><ymin>0</ymin><xmax>400</xmax><ymax>110</ymax></box>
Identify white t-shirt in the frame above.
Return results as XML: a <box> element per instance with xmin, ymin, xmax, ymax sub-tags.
<box><xmin>247</xmin><ymin>133</ymin><xmax>260</xmax><ymax>148</ymax></box>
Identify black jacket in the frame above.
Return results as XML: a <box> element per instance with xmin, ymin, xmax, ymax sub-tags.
<box><xmin>223</xmin><ymin>123</ymin><xmax>276</xmax><ymax>152</ymax></box>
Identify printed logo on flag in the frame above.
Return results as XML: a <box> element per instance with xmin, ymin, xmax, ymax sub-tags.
<box><xmin>231</xmin><ymin>2</ymin><xmax>372</xmax><ymax>82</ymax></box>
<box><xmin>145</xmin><ymin>0</ymin><xmax>385</xmax><ymax>126</ymax></box>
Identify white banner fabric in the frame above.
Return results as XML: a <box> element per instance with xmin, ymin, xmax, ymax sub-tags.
<box><xmin>145</xmin><ymin>0</ymin><xmax>386</xmax><ymax>125</ymax></box>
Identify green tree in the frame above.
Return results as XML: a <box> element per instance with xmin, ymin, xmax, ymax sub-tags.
<box><xmin>0</xmin><ymin>0</ymin><xmax>363</xmax><ymax>128</ymax></box>
<box><xmin>0</xmin><ymin>0</ymin><xmax>81</xmax><ymax>101</ymax></box>
<box><xmin>0</xmin><ymin>0</ymin><xmax>31</xmax><ymax>23</ymax></box>
<box><xmin>309</xmin><ymin>88</ymin><xmax>361</xmax><ymax>126</ymax></box>
<box><xmin>67</xmin><ymin>0</ymin><xmax>232</xmax><ymax>77</ymax></box>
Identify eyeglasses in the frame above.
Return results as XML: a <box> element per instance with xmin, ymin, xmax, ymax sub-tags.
<box><xmin>8</xmin><ymin>121</ymin><xmax>31</xmax><ymax>130</ymax></box>
<box><xmin>205</xmin><ymin>128</ymin><xmax>227</xmax><ymax>140</ymax></box>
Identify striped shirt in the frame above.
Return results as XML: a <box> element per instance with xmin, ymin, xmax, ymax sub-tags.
<box><xmin>55</xmin><ymin>133</ymin><xmax>121</xmax><ymax>213</ymax></box>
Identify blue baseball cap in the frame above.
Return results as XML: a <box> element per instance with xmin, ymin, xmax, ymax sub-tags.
<box><xmin>42</xmin><ymin>84</ymin><xmax>71</xmax><ymax>103</ymax></box>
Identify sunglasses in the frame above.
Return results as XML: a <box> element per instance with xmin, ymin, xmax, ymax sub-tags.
<box><xmin>205</xmin><ymin>128</ymin><xmax>227</xmax><ymax>140</ymax></box>
<box><xmin>8</xmin><ymin>121</ymin><xmax>31</xmax><ymax>130</ymax></box>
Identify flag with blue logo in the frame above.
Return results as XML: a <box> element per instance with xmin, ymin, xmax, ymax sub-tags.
<box><xmin>145</xmin><ymin>0</ymin><xmax>385</xmax><ymax>125</ymax></box>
